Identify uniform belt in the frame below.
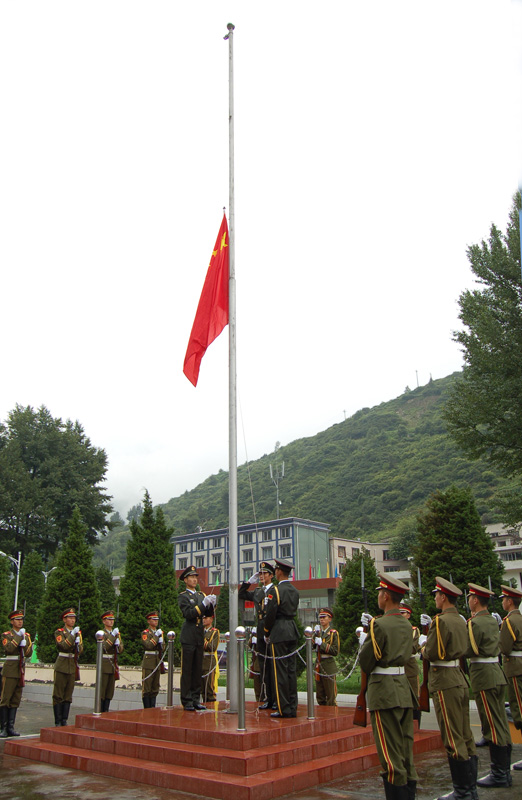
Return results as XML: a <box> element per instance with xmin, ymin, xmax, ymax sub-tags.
<box><xmin>430</xmin><ymin>659</ymin><xmax>459</xmax><ymax>667</ymax></box>
<box><xmin>320</xmin><ymin>654</ymin><xmax>333</xmax><ymax>659</ymax></box>
<box><xmin>507</xmin><ymin>652</ymin><xmax>522</xmax><ymax>657</ymax></box>
<box><xmin>5</xmin><ymin>655</ymin><xmax>20</xmax><ymax>660</ymax></box>
<box><xmin>372</xmin><ymin>666</ymin><xmax>405</xmax><ymax>675</ymax></box>
<box><xmin>58</xmin><ymin>653</ymin><xmax>75</xmax><ymax>658</ymax></box>
<box><xmin>470</xmin><ymin>656</ymin><xmax>499</xmax><ymax>664</ymax></box>
<box><xmin>103</xmin><ymin>654</ymin><xmax>115</xmax><ymax>660</ymax></box>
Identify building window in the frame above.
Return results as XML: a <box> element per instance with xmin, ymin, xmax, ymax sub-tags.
<box><xmin>211</xmin><ymin>572</ymin><xmax>220</xmax><ymax>585</ymax></box>
<box><xmin>213</xmin><ymin>537</ymin><xmax>222</xmax><ymax>548</ymax></box>
<box><xmin>352</xmin><ymin>547</ymin><xmax>360</xmax><ymax>557</ymax></box>
<box><xmin>196</xmin><ymin>540</ymin><xmax>204</xmax><ymax>551</ymax></box>
<box><xmin>382</xmin><ymin>550</ymin><xmax>390</xmax><ymax>561</ymax></box>
<box><xmin>196</xmin><ymin>556</ymin><xmax>204</xmax><ymax>568</ymax></box>
<box><xmin>179</xmin><ymin>543</ymin><xmax>188</xmax><ymax>553</ymax></box>
<box><xmin>280</xmin><ymin>527</ymin><xmax>291</xmax><ymax>539</ymax></box>
<box><xmin>338</xmin><ymin>546</ymin><xmax>346</xmax><ymax>559</ymax></box>
<box><xmin>280</xmin><ymin>544</ymin><xmax>291</xmax><ymax>558</ymax></box>
<box><xmin>262</xmin><ymin>530</ymin><xmax>273</xmax><ymax>541</ymax></box>
<box><xmin>243</xmin><ymin>549</ymin><xmax>253</xmax><ymax>562</ymax></box>
<box><xmin>243</xmin><ymin>532</ymin><xmax>253</xmax><ymax>544</ymax></box>
<box><xmin>384</xmin><ymin>566</ymin><xmax>400</xmax><ymax>573</ymax></box>
<box><xmin>243</xmin><ymin>568</ymin><xmax>254</xmax><ymax>581</ymax></box>
<box><xmin>262</xmin><ymin>546</ymin><xmax>273</xmax><ymax>560</ymax></box>
<box><xmin>213</xmin><ymin>553</ymin><xmax>222</xmax><ymax>566</ymax></box>
<box><xmin>339</xmin><ymin>562</ymin><xmax>345</xmax><ymax>573</ymax></box>
<box><xmin>179</xmin><ymin>558</ymin><xmax>187</xmax><ymax>570</ymax></box>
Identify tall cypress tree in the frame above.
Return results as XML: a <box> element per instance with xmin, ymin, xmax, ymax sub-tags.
<box><xmin>0</xmin><ymin>556</ymin><xmax>12</xmax><ymax>626</ymax></box>
<box><xmin>333</xmin><ymin>548</ymin><xmax>380</xmax><ymax>656</ymax></box>
<box><xmin>118</xmin><ymin>492</ymin><xmax>182</xmax><ymax>665</ymax></box>
<box><xmin>95</xmin><ymin>564</ymin><xmax>117</xmax><ymax>612</ymax></box>
<box><xmin>18</xmin><ymin>550</ymin><xmax>45</xmax><ymax>637</ymax></box>
<box><xmin>36</xmin><ymin>506</ymin><xmax>102</xmax><ymax>663</ymax></box>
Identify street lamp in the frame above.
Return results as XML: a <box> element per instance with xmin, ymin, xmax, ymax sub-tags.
<box><xmin>0</xmin><ymin>550</ymin><xmax>22</xmax><ymax>610</ymax></box>
<box><xmin>42</xmin><ymin>567</ymin><xmax>57</xmax><ymax>585</ymax></box>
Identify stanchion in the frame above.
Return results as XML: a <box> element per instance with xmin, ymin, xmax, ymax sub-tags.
<box><xmin>304</xmin><ymin>626</ymin><xmax>315</xmax><ymax>720</ymax></box>
<box><xmin>236</xmin><ymin>626</ymin><xmax>246</xmax><ymax>731</ymax></box>
<box><xmin>225</xmin><ymin>631</ymin><xmax>230</xmax><ymax>702</ymax></box>
<box><xmin>166</xmin><ymin>631</ymin><xmax>176</xmax><ymax>708</ymax></box>
<box><xmin>93</xmin><ymin>631</ymin><xmax>104</xmax><ymax>716</ymax></box>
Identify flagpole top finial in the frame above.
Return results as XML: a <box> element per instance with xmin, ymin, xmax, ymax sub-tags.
<box><xmin>224</xmin><ymin>22</ymin><xmax>235</xmax><ymax>39</ymax></box>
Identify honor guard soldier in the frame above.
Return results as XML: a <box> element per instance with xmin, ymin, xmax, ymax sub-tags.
<box><xmin>499</xmin><ymin>584</ymin><xmax>522</xmax><ymax>771</ymax></box>
<box><xmin>314</xmin><ymin>608</ymin><xmax>340</xmax><ymax>706</ymax></box>
<box><xmin>238</xmin><ymin>561</ymin><xmax>276</xmax><ymax>709</ymax></box>
<box><xmin>359</xmin><ymin>575</ymin><xmax>418</xmax><ymax>800</ymax></box>
<box><xmin>263</xmin><ymin>558</ymin><xmax>300</xmax><ymax>718</ymax></box>
<box><xmin>99</xmin><ymin>610</ymin><xmax>123</xmax><ymax>713</ymax></box>
<box><xmin>178</xmin><ymin>565</ymin><xmax>216</xmax><ymax>711</ymax></box>
<box><xmin>0</xmin><ymin>610</ymin><xmax>33</xmax><ymax>738</ymax></box>
<box><xmin>421</xmin><ymin>577</ymin><xmax>476</xmax><ymax>800</ymax></box>
<box><xmin>399</xmin><ymin>601</ymin><xmax>422</xmax><ymax>720</ymax></box>
<box><xmin>201</xmin><ymin>610</ymin><xmax>220</xmax><ymax>703</ymax></box>
<box><xmin>53</xmin><ymin>608</ymin><xmax>82</xmax><ymax>727</ymax></box>
<box><xmin>141</xmin><ymin>611</ymin><xmax>163</xmax><ymax>708</ymax></box>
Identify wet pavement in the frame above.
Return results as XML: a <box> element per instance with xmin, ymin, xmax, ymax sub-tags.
<box><xmin>1</xmin><ymin>698</ymin><xmax>521</xmax><ymax>800</ymax></box>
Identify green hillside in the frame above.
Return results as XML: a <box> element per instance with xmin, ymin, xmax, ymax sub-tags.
<box><xmin>161</xmin><ymin>373</ymin><xmax>508</xmax><ymax>540</ymax></box>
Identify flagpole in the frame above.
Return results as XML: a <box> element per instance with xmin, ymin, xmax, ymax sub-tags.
<box><xmin>224</xmin><ymin>21</ymin><xmax>238</xmax><ymax>713</ymax></box>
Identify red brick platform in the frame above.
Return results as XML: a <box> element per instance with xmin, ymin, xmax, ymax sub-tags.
<box><xmin>5</xmin><ymin>703</ymin><xmax>443</xmax><ymax>800</ymax></box>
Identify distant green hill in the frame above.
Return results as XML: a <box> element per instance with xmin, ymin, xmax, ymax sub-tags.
<box><xmin>161</xmin><ymin>373</ymin><xmax>508</xmax><ymax>540</ymax></box>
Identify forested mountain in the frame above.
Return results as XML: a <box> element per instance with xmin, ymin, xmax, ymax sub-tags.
<box><xmin>161</xmin><ymin>373</ymin><xmax>508</xmax><ymax>540</ymax></box>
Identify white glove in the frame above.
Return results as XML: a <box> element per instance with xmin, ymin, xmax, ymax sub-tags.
<box><xmin>251</xmin><ymin>635</ymin><xmax>257</xmax><ymax>644</ymax></box>
<box><xmin>491</xmin><ymin>612</ymin><xmax>502</xmax><ymax>627</ymax></box>
<box><xmin>158</xmin><ymin>636</ymin><xmax>163</xmax><ymax>644</ymax></box>
<box><xmin>420</xmin><ymin>614</ymin><xmax>432</xmax><ymax>628</ymax></box>
<box><xmin>96</xmin><ymin>629</ymin><xmax>104</xmax><ymax>637</ymax></box>
<box><xmin>248</xmin><ymin>571</ymin><xmax>260</xmax><ymax>585</ymax></box>
<box><xmin>358</xmin><ymin>632</ymin><xmax>367</xmax><ymax>646</ymax></box>
<box><xmin>112</xmin><ymin>627</ymin><xmax>119</xmax><ymax>636</ymax></box>
<box><xmin>206</xmin><ymin>594</ymin><xmax>217</xmax><ymax>607</ymax></box>
<box><xmin>75</xmin><ymin>635</ymin><xmax>80</xmax><ymax>644</ymax></box>
<box><xmin>19</xmin><ymin>627</ymin><xmax>25</xmax><ymax>636</ymax></box>
<box><xmin>314</xmin><ymin>624</ymin><xmax>321</xmax><ymax>634</ymax></box>
<box><xmin>315</xmin><ymin>636</ymin><xmax>322</xmax><ymax>646</ymax></box>
<box><xmin>154</xmin><ymin>628</ymin><xmax>163</xmax><ymax>638</ymax></box>
<box><xmin>264</xmin><ymin>636</ymin><xmax>270</xmax><ymax>645</ymax></box>
<box><xmin>72</xmin><ymin>626</ymin><xmax>80</xmax><ymax>635</ymax></box>
<box><xmin>360</xmin><ymin>613</ymin><xmax>372</xmax><ymax>627</ymax></box>
<box><xmin>114</xmin><ymin>638</ymin><xmax>120</xmax><ymax>646</ymax></box>
<box><xmin>20</xmin><ymin>638</ymin><xmax>27</xmax><ymax>647</ymax></box>
<box><xmin>418</xmin><ymin>634</ymin><xmax>427</xmax><ymax>647</ymax></box>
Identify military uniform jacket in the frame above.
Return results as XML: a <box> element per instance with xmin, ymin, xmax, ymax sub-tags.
<box><xmin>238</xmin><ymin>582</ymin><xmax>268</xmax><ymax>641</ymax></box>
<box><xmin>423</xmin><ymin>607</ymin><xmax>468</xmax><ymax>692</ymax></box>
<box><xmin>499</xmin><ymin>608</ymin><xmax>522</xmax><ymax>678</ymax></box>
<box><xmin>102</xmin><ymin>630</ymin><xmax>124</xmax><ymax>674</ymax></box>
<box><xmin>404</xmin><ymin>625</ymin><xmax>420</xmax><ymax>685</ymax></box>
<box><xmin>54</xmin><ymin>627</ymin><xmax>83</xmax><ymax>674</ymax></box>
<box><xmin>1</xmin><ymin>629</ymin><xmax>33</xmax><ymax>677</ymax></box>
<box><xmin>178</xmin><ymin>589</ymin><xmax>208</xmax><ymax>645</ymax></box>
<box><xmin>263</xmin><ymin>581</ymin><xmax>299</xmax><ymax>643</ymax></box>
<box><xmin>465</xmin><ymin>609</ymin><xmax>506</xmax><ymax>691</ymax></box>
<box><xmin>202</xmin><ymin>626</ymin><xmax>219</xmax><ymax>667</ymax></box>
<box><xmin>359</xmin><ymin>610</ymin><xmax>416</xmax><ymax>711</ymax></box>
<box><xmin>315</xmin><ymin>625</ymin><xmax>340</xmax><ymax>661</ymax></box>
<box><xmin>141</xmin><ymin>628</ymin><xmax>162</xmax><ymax>669</ymax></box>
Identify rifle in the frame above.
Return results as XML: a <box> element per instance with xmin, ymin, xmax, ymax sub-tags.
<box><xmin>18</xmin><ymin>630</ymin><xmax>26</xmax><ymax>689</ymax></box>
<box><xmin>74</xmin><ymin>599</ymin><xmax>81</xmax><ymax>681</ymax></box>
<box><xmin>158</xmin><ymin>603</ymin><xmax>166</xmax><ymax>675</ymax></box>
<box><xmin>418</xmin><ymin>568</ymin><xmax>430</xmax><ymax>712</ymax></box>
<box><xmin>353</xmin><ymin>559</ymin><xmax>368</xmax><ymax>727</ymax></box>
<box><xmin>113</xmin><ymin>603</ymin><xmax>120</xmax><ymax>681</ymax></box>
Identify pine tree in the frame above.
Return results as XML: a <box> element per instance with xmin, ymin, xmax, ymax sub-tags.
<box><xmin>36</xmin><ymin>506</ymin><xmax>102</xmax><ymax>663</ymax></box>
<box><xmin>95</xmin><ymin>564</ymin><xmax>117</xmax><ymax>612</ymax></box>
<box><xmin>412</xmin><ymin>485</ymin><xmax>504</xmax><ymax>616</ymax></box>
<box><xmin>17</xmin><ymin>550</ymin><xmax>45</xmax><ymax>637</ymax></box>
<box><xmin>118</xmin><ymin>492</ymin><xmax>182</xmax><ymax>665</ymax></box>
<box><xmin>332</xmin><ymin>548</ymin><xmax>380</xmax><ymax>655</ymax></box>
<box><xmin>0</xmin><ymin>556</ymin><xmax>12</xmax><ymax>626</ymax></box>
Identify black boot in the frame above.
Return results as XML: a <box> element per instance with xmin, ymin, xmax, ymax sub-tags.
<box><xmin>382</xmin><ymin>778</ymin><xmax>409</xmax><ymax>799</ymax></box>
<box><xmin>437</xmin><ymin>757</ymin><xmax>474</xmax><ymax>800</ymax></box>
<box><xmin>102</xmin><ymin>699</ymin><xmax>111</xmax><ymax>713</ymax></box>
<box><xmin>477</xmin><ymin>743</ymin><xmax>512</xmax><ymax>787</ymax></box>
<box><xmin>7</xmin><ymin>707</ymin><xmax>20</xmax><ymax>737</ymax></box>
<box><xmin>61</xmin><ymin>701</ymin><xmax>71</xmax><ymax>727</ymax></box>
<box><xmin>150</xmin><ymin>696</ymin><xmax>156</xmax><ymax>708</ymax></box>
<box><xmin>0</xmin><ymin>707</ymin><xmax>8</xmax><ymax>738</ymax></box>
<box><xmin>53</xmin><ymin>703</ymin><xmax>62</xmax><ymax>726</ymax></box>
<box><xmin>406</xmin><ymin>779</ymin><xmax>416</xmax><ymax>799</ymax></box>
<box><xmin>470</xmin><ymin>754</ymin><xmax>478</xmax><ymax>800</ymax></box>
<box><xmin>142</xmin><ymin>695</ymin><xmax>151</xmax><ymax>708</ymax></box>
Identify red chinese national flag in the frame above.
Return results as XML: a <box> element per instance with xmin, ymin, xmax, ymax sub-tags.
<box><xmin>183</xmin><ymin>214</ymin><xmax>229</xmax><ymax>386</ymax></box>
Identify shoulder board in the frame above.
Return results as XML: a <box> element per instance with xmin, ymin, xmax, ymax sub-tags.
<box><xmin>2</xmin><ymin>631</ymin><xmax>9</xmax><ymax>636</ymax></box>
<box><xmin>330</xmin><ymin>629</ymin><xmax>337</xmax><ymax>634</ymax></box>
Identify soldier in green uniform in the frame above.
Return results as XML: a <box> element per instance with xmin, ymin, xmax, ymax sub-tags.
<box><xmin>499</xmin><ymin>584</ymin><xmax>522</xmax><ymax>772</ymax></box>
<box><xmin>141</xmin><ymin>611</ymin><xmax>164</xmax><ymax>708</ymax></box>
<box><xmin>99</xmin><ymin>610</ymin><xmax>123</xmax><ymax>713</ymax></box>
<box><xmin>359</xmin><ymin>574</ymin><xmax>418</xmax><ymax>800</ymax></box>
<box><xmin>465</xmin><ymin>583</ymin><xmax>512</xmax><ymax>787</ymax></box>
<box><xmin>263</xmin><ymin>558</ymin><xmax>300</xmax><ymax>719</ymax></box>
<box><xmin>201</xmin><ymin>611</ymin><xmax>219</xmax><ymax>702</ymax></box>
<box><xmin>0</xmin><ymin>610</ymin><xmax>33</xmax><ymax>738</ymax></box>
<box><xmin>53</xmin><ymin>608</ymin><xmax>83</xmax><ymax>727</ymax></box>
<box><xmin>178</xmin><ymin>565</ymin><xmax>216</xmax><ymax>711</ymax></box>
<box><xmin>313</xmin><ymin>607</ymin><xmax>340</xmax><ymax>706</ymax></box>
<box><xmin>238</xmin><ymin>561</ymin><xmax>275</xmax><ymax>709</ymax></box>
<box><xmin>421</xmin><ymin>577</ymin><xmax>476</xmax><ymax>800</ymax></box>
<box><xmin>399</xmin><ymin>601</ymin><xmax>422</xmax><ymax>721</ymax></box>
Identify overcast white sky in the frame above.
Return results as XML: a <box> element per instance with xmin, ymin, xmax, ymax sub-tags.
<box><xmin>1</xmin><ymin>1</ymin><xmax>521</xmax><ymax>519</ymax></box>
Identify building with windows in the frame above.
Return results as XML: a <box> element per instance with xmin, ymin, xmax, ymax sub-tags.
<box><xmin>486</xmin><ymin>523</ymin><xmax>522</xmax><ymax>589</ymax></box>
<box><xmin>329</xmin><ymin>537</ymin><xmax>410</xmax><ymax>586</ymax></box>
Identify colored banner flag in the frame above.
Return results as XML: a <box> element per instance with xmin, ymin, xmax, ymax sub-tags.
<box><xmin>334</xmin><ymin>564</ymin><xmax>338</xmax><ymax>579</ymax></box>
<box><xmin>309</xmin><ymin>561</ymin><xmax>312</xmax><ymax>580</ymax></box>
<box><xmin>317</xmin><ymin>561</ymin><xmax>321</xmax><ymax>579</ymax></box>
<box><xmin>326</xmin><ymin>561</ymin><xmax>330</xmax><ymax>579</ymax></box>
<box><xmin>183</xmin><ymin>214</ymin><xmax>229</xmax><ymax>386</ymax></box>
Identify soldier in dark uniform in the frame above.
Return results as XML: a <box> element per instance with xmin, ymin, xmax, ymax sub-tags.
<box><xmin>0</xmin><ymin>610</ymin><xmax>33</xmax><ymax>738</ymax></box>
<box><xmin>399</xmin><ymin>601</ymin><xmax>421</xmax><ymax>721</ymax></box>
<box><xmin>99</xmin><ymin>610</ymin><xmax>123</xmax><ymax>713</ymax></box>
<box><xmin>238</xmin><ymin>561</ymin><xmax>275</xmax><ymax>709</ymax></box>
<box><xmin>499</xmin><ymin>584</ymin><xmax>522</xmax><ymax>771</ymax></box>
<box><xmin>178</xmin><ymin>565</ymin><xmax>216</xmax><ymax>711</ymax></box>
<box><xmin>314</xmin><ymin>607</ymin><xmax>340</xmax><ymax>706</ymax></box>
<box><xmin>201</xmin><ymin>611</ymin><xmax>219</xmax><ymax>703</ymax></box>
<box><xmin>359</xmin><ymin>575</ymin><xmax>418</xmax><ymax>800</ymax></box>
<box><xmin>421</xmin><ymin>577</ymin><xmax>476</xmax><ymax>800</ymax></box>
<box><xmin>465</xmin><ymin>582</ymin><xmax>512</xmax><ymax>787</ymax></box>
<box><xmin>53</xmin><ymin>608</ymin><xmax>83</xmax><ymax>727</ymax></box>
<box><xmin>141</xmin><ymin>611</ymin><xmax>163</xmax><ymax>708</ymax></box>
<box><xmin>263</xmin><ymin>558</ymin><xmax>300</xmax><ymax>718</ymax></box>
